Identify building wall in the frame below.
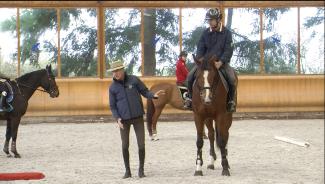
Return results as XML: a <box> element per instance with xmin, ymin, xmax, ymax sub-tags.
<box><xmin>25</xmin><ymin>75</ymin><xmax>324</xmax><ymax>116</ymax></box>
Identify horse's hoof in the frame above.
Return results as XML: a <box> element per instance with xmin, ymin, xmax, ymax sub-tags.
<box><xmin>203</xmin><ymin>135</ymin><xmax>208</xmax><ymax>139</ymax></box>
<box><xmin>222</xmin><ymin>169</ymin><xmax>230</xmax><ymax>176</ymax></box>
<box><xmin>207</xmin><ymin>164</ymin><xmax>214</xmax><ymax>170</ymax></box>
<box><xmin>14</xmin><ymin>154</ymin><xmax>21</xmax><ymax>158</ymax></box>
<box><xmin>151</xmin><ymin>134</ymin><xmax>159</xmax><ymax>141</ymax></box>
<box><xmin>6</xmin><ymin>153</ymin><xmax>12</xmax><ymax>158</ymax></box>
<box><xmin>194</xmin><ymin>170</ymin><xmax>203</xmax><ymax>176</ymax></box>
<box><xmin>3</xmin><ymin>150</ymin><xmax>10</xmax><ymax>155</ymax></box>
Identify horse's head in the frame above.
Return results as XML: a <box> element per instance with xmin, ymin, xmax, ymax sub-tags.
<box><xmin>40</xmin><ymin>65</ymin><xmax>59</xmax><ymax>98</ymax></box>
<box><xmin>193</xmin><ymin>54</ymin><xmax>219</xmax><ymax>105</ymax></box>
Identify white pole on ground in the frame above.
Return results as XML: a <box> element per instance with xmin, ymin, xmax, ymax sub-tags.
<box><xmin>274</xmin><ymin>136</ymin><xmax>310</xmax><ymax>147</ymax></box>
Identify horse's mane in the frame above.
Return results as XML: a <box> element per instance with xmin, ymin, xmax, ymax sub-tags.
<box><xmin>16</xmin><ymin>69</ymin><xmax>46</xmax><ymax>83</ymax></box>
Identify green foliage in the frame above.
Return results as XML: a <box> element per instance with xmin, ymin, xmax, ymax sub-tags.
<box><xmin>0</xmin><ymin>8</ymin><xmax>81</xmax><ymax>74</ymax></box>
<box><xmin>154</xmin><ymin>9</ymin><xmax>179</xmax><ymax>75</ymax></box>
<box><xmin>61</xmin><ymin>24</ymin><xmax>97</xmax><ymax>77</ymax></box>
<box><xmin>105</xmin><ymin>9</ymin><xmax>141</xmax><ymax>75</ymax></box>
<box><xmin>303</xmin><ymin>8</ymin><xmax>324</xmax><ymax>29</ymax></box>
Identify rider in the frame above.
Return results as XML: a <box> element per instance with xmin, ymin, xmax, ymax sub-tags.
<box><xmin>0</xmin><ymin>72</ymin><xmax>11</xmax><ymax>112</ymax></box>
<box><xmin>184</xmin><ymin>8</ymin><xmax>238</xmax><ymax>113</ymax></box>
<box><xmin>176</xmin><ymin>51</ymin><xmax>189</xmax><ymax>87</ymax></box>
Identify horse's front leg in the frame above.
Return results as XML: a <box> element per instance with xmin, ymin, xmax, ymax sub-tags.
<box><xmin>194</xmin><ymin>116</ymin><xmax>204</xmax><ymax>176</ymax></box>
<box><xmin>216</xmin><ymin>118</ymin><xmax>231</xmax><ymax>176</ymax></box>
<box><xmin>10</xmin><ymin>117</ymin><xmax>21</xmax><ymax>158</ymax></box>
<box><xmin>206</xmin><ymin>119</ymin><xmax>216</xmax><ymax>170</ymax></box>
<box><xmin>3</xmin><ymin>119</ymin><xmax>12</xmax><ymax>157</ymax></box>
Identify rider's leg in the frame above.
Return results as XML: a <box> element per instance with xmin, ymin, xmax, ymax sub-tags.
<box><xmin>184</xmin><ymin>66</ymin><xmax>197</xmax><ymax>109</ymax></box>
<box><xmin>220</xmin><ymin>63</ymin><xmax>237</xmax><ymax>112</ymax></box>
<box><xmin>0</xmin><ymin>91</ymin><xmax>7</xmax><ymax>112</ymax></box>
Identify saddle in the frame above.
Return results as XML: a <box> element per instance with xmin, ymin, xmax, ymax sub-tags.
<box><xmin>0</xmin><ymin>80</ymin><xmax>14</xmax><ymax>112</ymax></box>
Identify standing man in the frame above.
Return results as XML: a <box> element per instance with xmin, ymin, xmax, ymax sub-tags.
<box><xmin>176</xmin><ymin>51</ymin><xmax>189</xmax><ymax>86</ymax></box>
<box><xmin>184</xmin><ymin>8</ymin><xmax>238</xmax><ymax>112</ymax></box>
<box><xmin>108</xmin><ymin>60</ymin><xmax>165</xmax><ymax>179</ymax></box>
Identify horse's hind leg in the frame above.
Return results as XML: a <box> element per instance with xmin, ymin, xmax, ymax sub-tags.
<box><xmin>3</xmin><ymin>120</ymin><xmax>12</xmax><ymax>157</ymax></box>
<box><xmin>10</xmin><ymin>117</ymin><xmax>21</xmax><ymax>158</ymax></box>
<box><xmin>150</xmin><ymin>106</ymin><xmax>164</xmax><ymax>141</ymax></box>
<box><xmin>216</xmin><ymin>118</ymin><xmax>231</xmax><ymax>176</ymax></box>
<box><xmin>206</xmin><ymin>119</ymin><xmax>216</xmax><ymax>170</ymax></box>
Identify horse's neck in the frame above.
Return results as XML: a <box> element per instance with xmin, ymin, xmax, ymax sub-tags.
<box><xmin>17</xmin><ymin>71</ymin><xmax>44</xmax><ymax>100</ymax></box>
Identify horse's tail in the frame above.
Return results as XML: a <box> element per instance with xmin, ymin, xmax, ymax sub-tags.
<box><xmin>146</xmin><ymin>98</ymin><xmax>155</xmax><ymax>136</ymax></box>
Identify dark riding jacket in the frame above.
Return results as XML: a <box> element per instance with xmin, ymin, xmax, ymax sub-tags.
<box><xmin>196</xmin><ymin>26</ymin><xmax>233</xmax><ymax>64</ymax></box>
<box><xmin>109</xmin><ymin>73</ymin><xmax>156</xmax><ymax>121</ymax></box>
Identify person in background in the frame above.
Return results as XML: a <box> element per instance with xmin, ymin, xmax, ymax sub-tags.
<box><xmin>176</xmin><ymin>51</ymin><xmax>189</xmax><ymax>87</ymax></box>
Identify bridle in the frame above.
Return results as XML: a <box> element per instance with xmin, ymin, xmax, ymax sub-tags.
<box><xmin>15</xmin><ymin>69</ymin><xmax>56</xmax><ymax>95</ymax></box>
<box><xmin>197</xmin><ymin>68</ymin><xmax>220</xmax><ymax>98</ymax></box>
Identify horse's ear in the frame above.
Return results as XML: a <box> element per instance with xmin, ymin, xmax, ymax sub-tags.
<box><xmin>209</xmin><ymin>55</ymin><xmax>217</xmax><ymax>65</ymax></box>
<box><xmin>49</xmin><ymin>64</ymin><xmax>52</xmax><ymax>71</ymax></box>
<box><xmin>192</xmin><ymin>54</ymin><xmax>202</xmax><ymax>66</ymax></box>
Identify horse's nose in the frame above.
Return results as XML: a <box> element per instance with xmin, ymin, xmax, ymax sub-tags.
<box><xmin>204</xmin><ymin>98</ymin><xmax>212</xmax><ymax>105</ymax></box>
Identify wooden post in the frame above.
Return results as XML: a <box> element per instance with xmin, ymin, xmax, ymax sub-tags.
<box><xmin>97</xmin><ymin>6</ymin><xmax>105</xmax><ymax>79</ymax></box>
<box><xmin>140</xmin><ymin>8</ymin><xmax>144</xmax><ymax>76</ymax></box>
<box><xmin>297</xmin><ymin>7</ymin><xmax>301</xmax><ymax>74</ymax></box>
<box><xmin>179</xmin><ymin>8</ymin><xmax>182</xmax><ymax>53</ymax></box>
<box><xmin>259</xmin><ymin>8</ymin><xmax>265</xmax><ymax>74</ymax></box>
<box><xmin>17</xmin><ymin>8</ymin><xmax>20</xmax><ymax>77</ymax></box>
<box><xmin>57</xmin><ymin>8</ymin><xmax>61</xmax><ymax>77</ymax></box>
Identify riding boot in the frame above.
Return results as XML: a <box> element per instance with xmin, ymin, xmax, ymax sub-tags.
<box><xmin>184</xmin><ymin>67</ymin><xmax>196</xmax><ymax>110</ymax></box>
<box><xmin>122</xmin><ymin>148</ymin><xmax>131</xmax><ymax>179</ymax></box>
<box><xmin>138</xmin><ymin>148</ymin><xmax>146</xmax><ymax>178</ymax></box>
<box><xmin>0</xmin><ymin>91</ymin><xmax>6</xmax><ymax>112</ymax></box>
<box><xmin>220</xmin><ymin>64</ymin><xmax>237</xmax><ymax>113</ymax></box>
<box><xmin>227</xmin><ymin>84</ymin><xmax>236</xmax><ymax>113</ymax></box>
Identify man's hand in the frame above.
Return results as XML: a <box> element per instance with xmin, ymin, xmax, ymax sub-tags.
<box><xmin>154</xmin><ymin>90</ymin><xmax>166</xmax><ymax>98</ymax></box>
<box><xmin>117</xmin><ymin>118</ymin><xmax>123</xmax><ymax>129</ymax></box>
<box><xmin>214</xmin><ymin>60</ymin><xmax>223</xmax><ymax>69</ymax></box>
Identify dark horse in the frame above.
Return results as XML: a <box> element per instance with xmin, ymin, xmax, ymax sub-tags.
<box><xmin>192</xmin><ymin>55</ymin><xmax>237</xmax><ymax>176</ymax></box>
<box><xmin>0</xmin><ymin>65</ymin><xmax>59</xmax><ymax>158</ymax></box>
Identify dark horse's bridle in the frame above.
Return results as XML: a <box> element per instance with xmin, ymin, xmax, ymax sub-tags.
<box><xmin>14</xmin><ymin>69</ymin><xmax>56</xmax><ymax>96</ymax></box>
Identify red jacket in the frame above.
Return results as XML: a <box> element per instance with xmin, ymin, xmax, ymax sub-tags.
<box><xmin>176</xmin><ymin>58</ymin><xmax>189</xmax><ymax>83</ymax></box>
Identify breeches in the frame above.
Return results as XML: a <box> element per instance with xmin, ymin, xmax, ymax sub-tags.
<box><xmin>120</xmin><ymin>117</ymin><xmax>145</xmax><ymax>150</ymax></box>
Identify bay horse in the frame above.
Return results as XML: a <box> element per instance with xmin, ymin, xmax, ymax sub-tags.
<box><xmin>192</xmin><ymin>55</ymin><xmax>237</xmax><ymax>176</ymax></box>
<box><xmin>147</xmin><ymin>83</ymin><xmax>209</xmax><ymax>141</ymax></box>
<box><xmin>0</xmin><ymin>65</ymin><xmax>59</xmax><ymax>158</ymax></box>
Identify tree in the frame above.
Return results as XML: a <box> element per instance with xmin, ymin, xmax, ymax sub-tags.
<box><xmin>1</xmin><ymin>9</ymin><xmax>80</xmax><ymax>72</ymax></box>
